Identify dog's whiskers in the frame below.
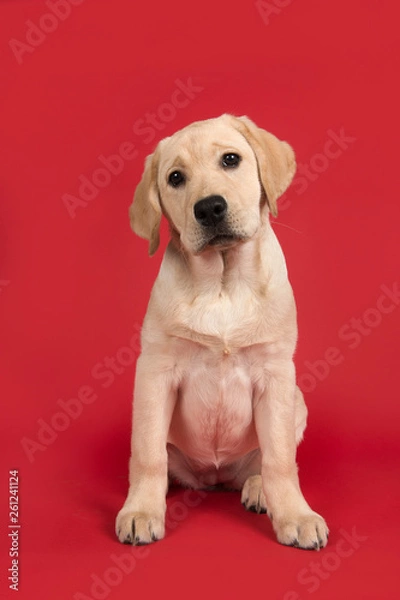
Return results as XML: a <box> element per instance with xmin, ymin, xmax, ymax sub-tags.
<box><xmin>271</xmin><ymin>220</ymin><xmax>304</xmax><ymax>235</ymax></box>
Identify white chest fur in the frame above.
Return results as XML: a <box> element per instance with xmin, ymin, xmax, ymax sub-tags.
<box><xmin>174</xmin><ymin>285</ymin><xmax>269</xmax><ymax>353</ymax></box>
<box><xmin>152</xmin><ymin>236</ymin><xmax>285</xmax><ymax>353</ymax></box>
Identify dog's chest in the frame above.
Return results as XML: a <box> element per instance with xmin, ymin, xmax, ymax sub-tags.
<box><xmin>170</xmin><ymin>345</ymin><xmax>261</xmax><ymax>466</ymax></box>
<box><xmin>167</xmin><ymin>287</ymin><xmax>269</xmax><ymax>465</ymax></box>
<box><xmin>171</xmin><ymin>283</ymin><xmax>270</xmax><ymax>353</ymax></box>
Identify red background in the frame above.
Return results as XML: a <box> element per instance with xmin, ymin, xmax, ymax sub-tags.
<box><xmin>1</xmin><ymin>1</ymin><xmax>399</xmax><ymax>598</ymax></box>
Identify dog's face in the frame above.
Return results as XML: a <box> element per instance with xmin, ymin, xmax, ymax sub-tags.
<box><xmin>130</xmin><ymin>114</ymin><xmax>296</xmax><ymax>255</ymax></box>
<box><xmin>157</xmin><ymin>119</ymin><xmax>262</xmax><ymax>254</ymax></box>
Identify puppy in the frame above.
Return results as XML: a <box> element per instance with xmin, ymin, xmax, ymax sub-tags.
<box><xmin>116</xmin><ymin>114</ymin><xmax>328</xmax><ymax>549</ymax></box>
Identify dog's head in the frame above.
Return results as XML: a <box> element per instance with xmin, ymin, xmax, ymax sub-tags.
<box><xmin>129</xmin><ymin>114</ymin><xmax>296</xmax><ymax>255</ymax></box>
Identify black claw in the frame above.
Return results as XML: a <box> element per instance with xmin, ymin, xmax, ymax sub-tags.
<box><xmin>118</xmin><ymin>526</ymin><xmax>133</xmax><ymax>545</ymax></box>
<box><xmin>134</xmin><ymin>536</ymin><xmax>150</xmax><ymax>546</ymax></box>
<box><xmin>246</xmin><ymin>503</ymin><xmax>267</xmax><ymax>514</ymax></box>
<box><xmin>151</xmin><ymin>532</ymin><xmax>159</xmax><ymax>542</ymax></box>
<box><xmin>291</xmin><ymin>538</ymin><xmax>300</xmax><ymax>547</ymax></box>
<box><xmin>131</xmin><ymin>520</ymin><xmax>136</xmax><ymax>539</ymax></box>
<box><xmin>243</xmin><ymin>500</ymin><xmax>268</xmax><ymax>515</ymax></box>
<box><xmin>299</xmin><ymin>541</ymin><xmax>321</xmax><ymax>551</ymax></box>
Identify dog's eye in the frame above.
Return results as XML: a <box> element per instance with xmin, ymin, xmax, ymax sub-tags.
<box><xmin>168</xmin><ymin>171</ymin><xmax>185</xmax><ymax>187</ymax></box>
<box><xmin>221</xmin><ymin>153</ymin><xmax>241</xmax><ymax>168</ymax></box>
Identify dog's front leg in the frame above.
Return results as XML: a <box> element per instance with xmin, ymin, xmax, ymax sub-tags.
<box><xmin>116</xmin><ymin>354</ymin><xmax>176</xmax><ymax>545</ymax></box>
<box><xmin>255</xmin><ymin>360</ymin><xmax>329</xmax><ymax>550</ymax></box>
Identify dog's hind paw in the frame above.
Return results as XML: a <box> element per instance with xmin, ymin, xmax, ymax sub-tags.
<box><xmin>241</xmin><ymin>474</ymin><xmax>268</xmax><ymax>515</ymax></box>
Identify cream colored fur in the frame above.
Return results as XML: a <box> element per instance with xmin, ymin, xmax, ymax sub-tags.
<box><xmin>116</xmin><ymin>114</ymin><xmax>328</xmax><ymax>550</ymax></box>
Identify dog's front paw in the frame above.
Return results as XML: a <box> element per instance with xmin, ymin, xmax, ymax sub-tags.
<box><xmin>115</xmin><ymin>509</ymin><xmax>165</xmax><ymax>545</ymax></box>
<box><xmin>273</xmin><ymin>512</ymin><xmax>329</xmax><ymax>550</ymax></box>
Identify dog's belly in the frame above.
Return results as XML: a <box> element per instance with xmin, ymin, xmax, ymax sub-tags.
<box><xmin>168</xmin><ymin>350</ymin><xmax>259</xmax><ymax>468</ymax></box>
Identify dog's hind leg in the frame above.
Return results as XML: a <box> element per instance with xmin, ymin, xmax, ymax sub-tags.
<box><xmin>167</xmin><ymin>443</ymin><xmax>208</xmax><ymax>489</ymax></box>
<box><xmin>228</xmin><ymin>450</ymin><xmax>268</xmax><ymax>514</ymax></box>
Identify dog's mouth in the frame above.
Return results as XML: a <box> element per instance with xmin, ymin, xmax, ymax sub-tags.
<box><xmin>193</xmin><ymin>224</ymin><xmax>249</xmax><ymax>254</ymax></box>
<box><xmin>208</xmin><ymin>233</ymin><xmax>239</xmax><ymax>247</ymax></box>
<box><xmin>194</xmin><ymin>233</ymin><xmax>241</xmax><ymax>254</ymax></box>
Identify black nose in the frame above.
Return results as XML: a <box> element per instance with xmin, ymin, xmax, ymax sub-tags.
<box><xmin>194</xmin><ymin>195</ymin><xmax>227</xmax><ymax>228</ymax></box>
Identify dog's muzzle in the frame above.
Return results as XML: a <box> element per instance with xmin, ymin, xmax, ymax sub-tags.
<box><xmin>193</xmin><ymin>195</ymin><xmax>239</xmax><ymax>249</ymax></box>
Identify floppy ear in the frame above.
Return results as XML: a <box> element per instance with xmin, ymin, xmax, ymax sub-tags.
<box><xmin>129</xmin><ymin>151</ymin><xmax>161</xmax><ymax>256</ymax></box>
<box><xmin>228</xmin><ymin>115</ymin><xmax>296</xmax><ymax>217</ymax></box>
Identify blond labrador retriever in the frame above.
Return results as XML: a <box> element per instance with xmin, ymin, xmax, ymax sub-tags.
<box><xmin>116</xmin><ymin>114</ymin><xmax>329</xmax><ymax>550</ymax></box>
